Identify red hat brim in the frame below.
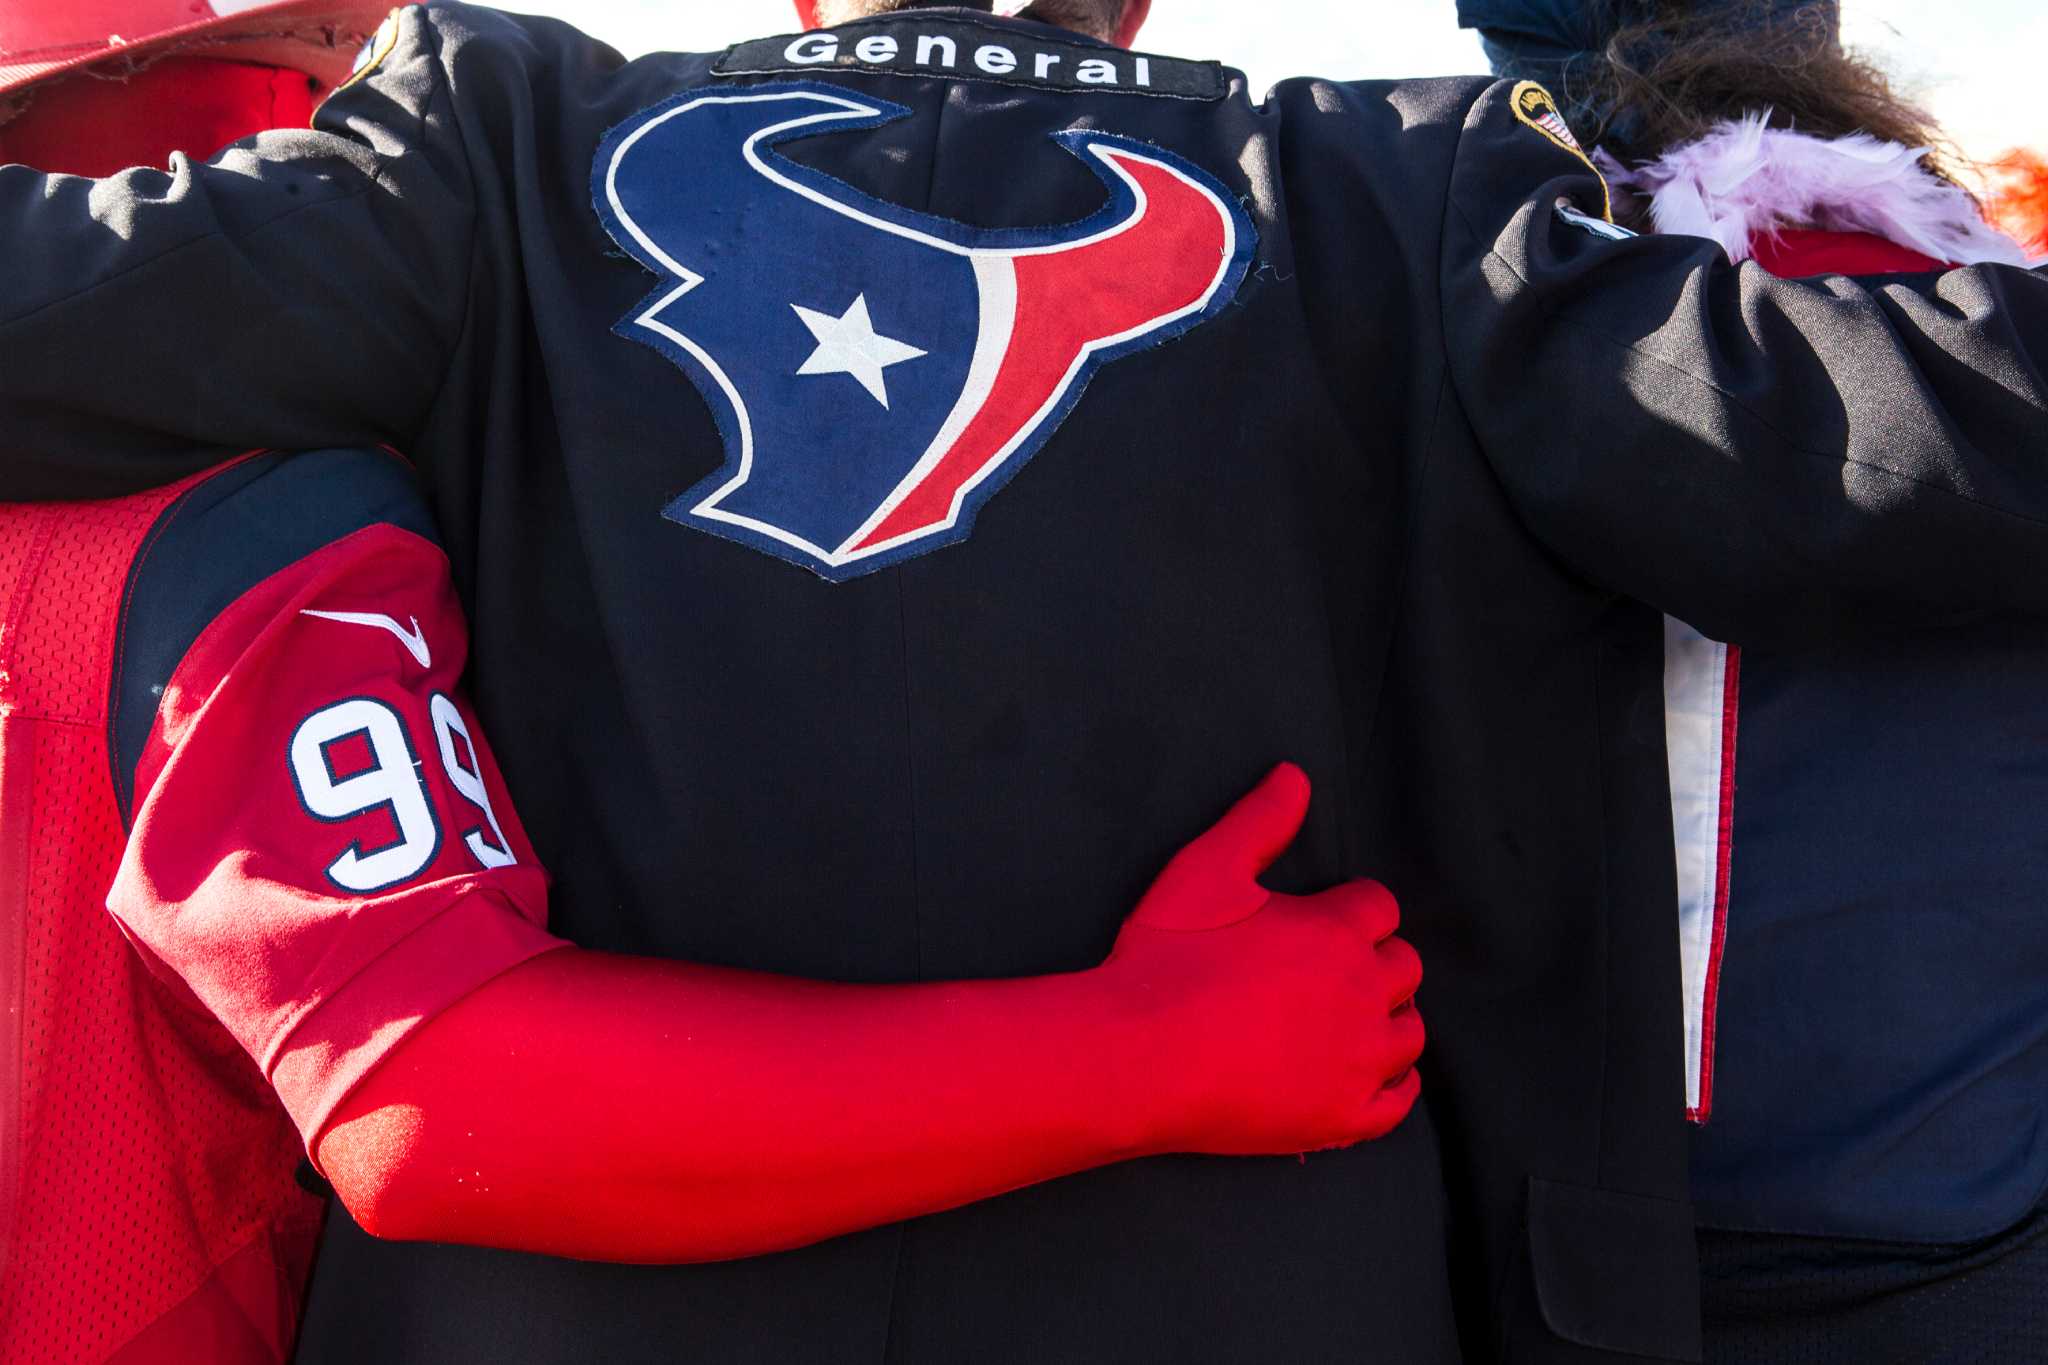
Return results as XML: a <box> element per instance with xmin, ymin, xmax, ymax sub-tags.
<box><xmin>0</xmin><ymin>1</ymin><xmax>392</xmax><ymax>101</ymax></box>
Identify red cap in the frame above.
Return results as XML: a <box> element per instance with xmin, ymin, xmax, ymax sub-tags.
<box><xmin>0</xmin><ymin>0</ymin><xmax>392</xmax><ymax>99</ymax></box>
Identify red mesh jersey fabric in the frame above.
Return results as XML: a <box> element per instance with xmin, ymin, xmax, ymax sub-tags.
<box><xmin>0</xmin><ymin>478</ymin><xmax>322</xmax><ymax>1365</ymax></box>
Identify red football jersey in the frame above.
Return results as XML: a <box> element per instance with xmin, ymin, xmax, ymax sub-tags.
<box><xmin>103</xmin><ymin>448</ymin><xmax>563</xmax><ymax>1149</ymax></box>
<box><xmin>0</xmin><ymin>448</ymin><xmax>561</xmax><ymax>1363</ymax></box>
<box><xmin>0</xmin><ymin>470</ymin><xmax>319</xmax><ymax>1363</ymax></box>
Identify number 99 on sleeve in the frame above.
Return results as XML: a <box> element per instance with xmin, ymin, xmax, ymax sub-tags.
<box><xmin>289</xmin><ymin>695</ymin><xmax>518</xmax><ymax>894</ymax></box>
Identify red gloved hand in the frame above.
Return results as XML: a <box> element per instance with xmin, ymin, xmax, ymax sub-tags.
<box><xmin>1107</xmin><ymin>763</ymin><xmax>1425</xmax><ymax>1156</ymax></box>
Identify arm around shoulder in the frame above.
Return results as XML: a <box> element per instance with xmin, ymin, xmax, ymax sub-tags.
<box><xmin>0</xmin><ymin>7</ymin><xmax>475</xmax><ymax>501</ymax></box>
<box><xmin>1441</xmin><ymin>78</ymin><xmax>2048</xmax><ymax>645</ymax></box>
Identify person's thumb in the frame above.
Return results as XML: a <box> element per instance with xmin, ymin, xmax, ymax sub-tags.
<box><xmin>1128</xmin><ymin>763</ymin><xmax>1309</xmax><ymax>931</ymax></box>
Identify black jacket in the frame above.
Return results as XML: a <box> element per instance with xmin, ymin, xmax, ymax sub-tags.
<box><xmin>6</xmin><ymin>5</ymin><xmax>2048</xmax><ymax>1361</ymax></box>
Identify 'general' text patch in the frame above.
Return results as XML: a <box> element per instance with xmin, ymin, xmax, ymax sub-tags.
<box><xmin>714</xmin><ymin>17</ymin><xmax>1228</xmax><ymax>101</ymax></box>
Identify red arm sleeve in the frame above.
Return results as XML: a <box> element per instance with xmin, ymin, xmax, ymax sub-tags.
<box><xmin>316</xmin><ymin>768</ymin><xmax>1425</xmax><ymax>1265</ymax></box>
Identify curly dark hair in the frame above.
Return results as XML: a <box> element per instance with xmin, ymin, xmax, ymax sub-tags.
<box><xmin>1580</xmin><ymin>1</ymin><xmax>1955</xmax><ymax>176</ymax></box>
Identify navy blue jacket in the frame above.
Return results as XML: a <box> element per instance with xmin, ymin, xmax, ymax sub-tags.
<box><xmin>1686</xmin><ymin>620</ymin><xmax>2048</xmax><ymax>1245</ymax></box>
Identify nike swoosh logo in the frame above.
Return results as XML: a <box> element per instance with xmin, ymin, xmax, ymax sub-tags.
<box><xmin>301</xmin><ymin>610</ymin><xmax>433</xmax><ymax>669</ymax></box>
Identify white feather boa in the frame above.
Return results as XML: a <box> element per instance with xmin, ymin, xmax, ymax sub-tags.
<box><xmin>1598</xmin><ymin>117</ymin><xmax>2032</xmax><ymax>267</ymax></box>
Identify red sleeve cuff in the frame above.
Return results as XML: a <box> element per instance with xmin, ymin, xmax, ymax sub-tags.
<box><xmin>268</xmin><ymin>872</ymin><xmax>568</xmax><ymax>1147</ymax></box>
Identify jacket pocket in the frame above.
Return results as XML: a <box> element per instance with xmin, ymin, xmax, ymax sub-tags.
<box><xmin>1524</xmin><ymin>1176</ymin><xmax>1703</xmax><ymax>1362</ymax></box>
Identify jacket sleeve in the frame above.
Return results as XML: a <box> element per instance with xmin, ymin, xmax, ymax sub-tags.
<box><xmin>1441</xmin><ymin>79</ymin><xmax>2048</xmax><ymax>647</ymax></box>
<box><xmin>0</xmin><ymin>7</ymin><xmax>474</xmax><ymax>501</ymax></box>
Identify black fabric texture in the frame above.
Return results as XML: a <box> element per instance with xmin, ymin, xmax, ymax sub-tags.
<box><xmin>108</xmin><ymin>448</ymin><xmax>436</xmax><ymax>826</ymax></box>
<box><xmin>1697</xmin><ymin>1202</ymin><xmax>2048</xmax><ymax>1364</ymax></box>
<box><xmin>7</xmin><ymin>4</ymin><xmax>2048</xmax><ymax>1362</ymax></box>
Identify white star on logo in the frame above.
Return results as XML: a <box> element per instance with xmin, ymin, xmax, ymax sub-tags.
<box><xmin>792</xmin><ymin>294</ymin><xmax>928</xmax><ymax>409</ymax></box>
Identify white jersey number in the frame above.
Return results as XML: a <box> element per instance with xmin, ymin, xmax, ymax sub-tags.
<box><xmin>289</xmin><ymin>693</ymin><xmax>516</xmax><ymax>893</ymax></box>
<box><xmin>430</xmin><ymin>694</ymin><xmax>517</xmax><ymax>869</ymax></box>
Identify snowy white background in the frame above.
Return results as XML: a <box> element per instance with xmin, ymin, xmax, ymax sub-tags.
<box><xmin>495</xmin><ymin>1</ymin><xmax>2039</xmax><ymax>162</ymax></box>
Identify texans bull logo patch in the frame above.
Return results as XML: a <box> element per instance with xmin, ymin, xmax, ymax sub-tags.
<box><xmin>594</xmin><ymin>83</ymin><xmax>1256</xmax><ymax>581</ymax></box>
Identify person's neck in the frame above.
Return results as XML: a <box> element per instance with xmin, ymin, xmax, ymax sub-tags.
<box><xmin>852</xmin><ymin>1</ymin><xmax>998</xmax><ymax>14</ymax></box>
<box><xmin>824</xmin><ymin>1</ymin><xmax>1112</xmax><ymax>47</ymax></box>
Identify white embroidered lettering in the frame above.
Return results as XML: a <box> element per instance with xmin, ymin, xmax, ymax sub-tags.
<box><xmin>854</xmin><ymin>34</ymin><xmax>898</xmax><ymax>63</ymax></box>
<box><xmin>975</xmin><ymin>44</ymin><xmax>1018</xmax><ymax>75</ymax></box>
<box><xmin>786</xmin><ymin>33</ymin><xmax>838</xmax><ymax>65</ymax></box>
<box><xmin>916</xmin><ymin>33</ymin><xmax>957</xmax><ymax>68</ymax></box>
<box><xmin>1035</xmin><ymin>52</ymin><xmax>1062</xmax><ymax>80</ymax></box>
<box><xmin>1076</xmin><ymin>58</ymin><xmax>1118</xmax><ymax>85</ymax></box>
<box><xmin>1135</xmin><ymin>57</ymin><xmax>1151</xmax><ymax>87</ymax></box>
